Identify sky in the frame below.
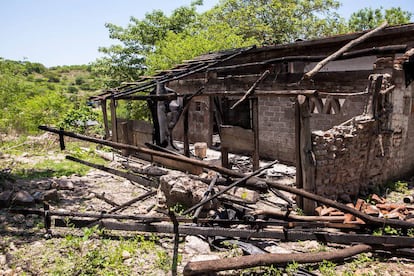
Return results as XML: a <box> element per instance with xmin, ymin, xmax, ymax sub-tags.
<box><xmin>0</xmin><ymin>0</ymin><xmax>413</xmax><ymax>67</ymax></box>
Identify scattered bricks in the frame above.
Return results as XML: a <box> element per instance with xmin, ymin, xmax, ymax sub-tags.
<box><xmin>329</xmin><ymin>210</ymin><xmax>345</xmax><ymax>216</ymax></box>
<box><xmin>364</xmin><ymin>205</ymin><xmax>380</xmax><ymax>216</ymax></box>
<box><xmin>376</xmin><ymin>203</ymin><xmax>405</xmax><ymax>211</ymax></box>
<box><xmin>355</xmin><ymin>199</ymin><xmax>365</xmax><ymax>211</ymax></box>
<box><xmin>343</xmin><ymin>213</ymin><xmax>355</xmax><ymax>223</ymax></box>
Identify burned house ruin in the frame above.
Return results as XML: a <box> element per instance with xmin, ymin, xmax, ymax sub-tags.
<box><xmin>91</xmin><ymin>23</ymin><xmax>414</xmax><ymax>213</ymax></box>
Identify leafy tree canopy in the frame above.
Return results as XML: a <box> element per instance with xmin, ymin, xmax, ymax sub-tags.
<box><xmin>348</xmin><ymin>7</ymin><xmax>412</xmax><ymax>32</ymax></box>
<box><xmin>94</xmin><ymin>0</ymin><xmax>413</xmax><ymax>87</ymax></box>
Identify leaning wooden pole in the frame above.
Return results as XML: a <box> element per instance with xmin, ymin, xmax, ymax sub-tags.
<box><xmin>184</xmin><ymin>244</ymin><xmax>373</xmax><ymax>275</ymax></box>
<box><xmin>304</xmin><ymin>21</ymin><xmax>388</xmax><ymax>79</ymax></box>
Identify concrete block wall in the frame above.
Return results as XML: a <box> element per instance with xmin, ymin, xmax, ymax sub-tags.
<box><xmin>259</xmin><ymin>96</ymin><xmax>296</xmax><ymax>162</ymax></box>
<box><xmin>258</xmin><ymin>94</ymin><xmax>368</xmax><ymax>163</ymax></box>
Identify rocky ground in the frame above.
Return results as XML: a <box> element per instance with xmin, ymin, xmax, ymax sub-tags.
<box><xmin>0</xmin><ymin>134</ymin><xmax>414</xmax><ymax>275</ymax></box>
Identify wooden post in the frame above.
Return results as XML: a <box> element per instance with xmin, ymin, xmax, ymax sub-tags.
<box><xmin>110</xmin><ymin>97</ymin><xmax>118</xmax><ymax>142</ymax></box>
<box><xmin>183</xmin><ymin>101</ymin><xmax>190</xmax><ymax>157</ymax></box>
<box><xmin>221</xmin><ymin>147</ymin><xmax>229</xmax><ymax>169</ymax></box>
<box><xmin>295</xmin><ymin>99</ymin><xmax>303</xmax><ymax>209</ymax></box>
<box><xmin>101</xmin><ymin>99</ymin><xmax>110</xmax><ymax>139</ymax></box>
<box><xmin>297</xmin><ymin>95</ymin><xmax>316</xmax><ymax>215</ymax></box>
<box><xmin>251</xmin><ymin>98</ymin><xmax>260</xmax><ymax>171</ymax></box>
<box><xmin>119</xmin><ymin>121</ymin><xmax>130</xmax><ymax>156</ymax></box>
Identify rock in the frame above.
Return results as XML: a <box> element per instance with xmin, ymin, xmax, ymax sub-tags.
<box><xmin>12</xmin><ymin>191</ymin><xmax>35</xmax><ymax>206</ymax></box>
<box><xmin>184</xmin><ymin>236</ymin><xmax>211</xmax><ymax>255</ymax></box>
<box><xmin>218</xmin><ymin>186</ymin><xmax>259</xmax><ymax>204</ymax></box>
<box><xmin>43</xmin><ymin>189</ymin><xmax>59</xmax><ymax>202</ymax></box>
<box><xmin>122</xmin><ymin>250</ymin><xmax>131</xmax><ymax>260</ymax></box>
<box><xmin>160</xmin><ymin>172</ymin><xmax>219</xmax><ymax>209</ymax></box>
<box><xmin>57</xmin><ymin>180</ymin><xmax>74</xmax><ymax>190</ymax></box>
<box><xmin>189</xmin><ymin>254</ymin><xmax>220</xmax><ymax>262</ymax></box>
<box><xmin>13</xmin><ymin>214</ymin><xmax>25</xmax><ymax>224</ymax></box>
<box><xmin>264</xmin><ymin>245</ymin><xmax>293</xmax><ymax>254</ymax></box>
<box><xmin>0</xmin><ymin>190</ymin><xmax>13</xmax><ymax>207</ymax></box>
<box><xmin>26</xmin><ymin>218</ymin><xmax>34</xmax><ymax>228</ymax></box>
<box><xmin>0</xmin><ymin>254</ymin><xmax>6</xmax><ymax>266</ymax></box>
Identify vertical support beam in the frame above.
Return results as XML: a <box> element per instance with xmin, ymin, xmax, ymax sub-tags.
<box><xmin>110</xmin><ymin>96</ymin><xmax>118</xmax><ymax>142</ymax></box>
<box><xmin>59</xmin><ymin>127</ymin><xmax>65</xmax><ymax>150</ymax></box>
<box><xmin>183</xmin><ymin>99</ymin><xmax>190</xmax><ymax>157</ymax></box>
<box><xmin>251</xmin><ymin>98</ymin><xmax>260</xmax><ymax>171</ymax></box>
<box><xmin>101</xmin><ymin>99</ymin><xmax>110</xmax><ymax>139</ymax></box>
<box><xmin>119</xmin><ymin>121</ymin><xmax>130</xmax><ymax>156</ymax></box>
<box><xmin>297</xmin><ymin>95</ymin><xmax>316</xmax><ymax>215</ymax></box>
<box><xmin>221</xmin><ymin>147</ymin><xmax>229</xmax><ymax>169</ymax></box>
<box><xmin>295</xmin><ymin>100</ymin><xmax>303</xmax><ymax>209</ymax></box>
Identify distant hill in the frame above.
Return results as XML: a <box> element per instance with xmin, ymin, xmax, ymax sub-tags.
<box><xmin>0</xmin><ymin>58</ymin><xmax>103</xmax><ymax>134</ymax></box>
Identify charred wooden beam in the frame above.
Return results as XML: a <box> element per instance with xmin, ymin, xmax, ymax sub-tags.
<box><xmin>297</xmin><ymin>95</ymin><xmax>316</xmax><ymax>214</ymax></box>
<box><xmin>117</xmin><ymin>93</ymin><xmax>179</xmax><ymax>101</ymax></box>
<box><xmin>65</xmin><ymin>156</ymin><xmax>158</xmax><ymax>188</ymax></box>
<box><xmin>230</xmin><ymin>70</ymin><xmax>270</xmax><ymax>109</ymax></box>
<box><xmin>204</xmin><ymin>90</ymin><xmax>316</xmax><ymax>97</ymax></box>
<box><xmin>109</xmin><ymin>190</ymin><xmax>156</xmax><ymax>213</ymax></box>
<box><xmin>95</xmin><ymin>193</ymin><xmax>119</xmax><ymax>207</ymax></box>
<box><xmin>183</xmin><ymin>244</ymin><xmax>373</xmax><ymax>275</ymax></box>
<box><xmin>101</xmin><ymin>99</ymin><xmax>110</xmax><ymax>139</ymax></box>
<box><xmin>253</xmin><ymin>209</ymin><xmax>345</xmax><ymax>222</ymax></box>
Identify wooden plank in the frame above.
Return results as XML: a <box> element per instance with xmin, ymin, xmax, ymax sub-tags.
<box><xmin>152</xmin><ymin>155</ymin><xmax>203</xmax><ymax>175</ymax></box>
<box><xmin>220</xmin><ymin>125</ymin><xmax>255</xmax><ymax>153</ymax></box>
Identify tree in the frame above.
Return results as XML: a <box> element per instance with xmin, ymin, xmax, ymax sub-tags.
<box><xmin>145</xmin><ymin>23</ymin><xmax>258</xmax><ymax>73</ymax></box>
<box><xmin>348</xmin><ymin>7</ymin><xmax>412</xmax><ymax>32</ymax></box>
<box><xmin>94</xmin><ymin>1</ymin><xmax>203</xmax><ymax>87</ymax></box>
<box><xmin>202</xmin><ymin>0</ymin><xmax>345</xmax><ymax>44</ymax></box>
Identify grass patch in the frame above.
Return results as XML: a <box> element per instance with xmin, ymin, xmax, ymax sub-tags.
<box><xmin>1</xmin><ymin>137</ymin><xmax>108</xmax><ymax>180</ymax></box>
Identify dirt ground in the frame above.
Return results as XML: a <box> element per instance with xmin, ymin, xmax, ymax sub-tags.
<box><xmin>1</xmin><ymin>135</ymin><xmax>414</xmax><ymax>275</ymax></box>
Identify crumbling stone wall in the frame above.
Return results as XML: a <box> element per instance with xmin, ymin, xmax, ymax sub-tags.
<box><xmin>312</xmin><ymin>119</ymin><xmax>395</xmax><ymax>201</ymax></box>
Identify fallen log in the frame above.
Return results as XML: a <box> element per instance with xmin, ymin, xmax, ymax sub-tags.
<box><xmin>253</xmin><ymin>209</ymin><xmax>346</xmax><ymax>222</ymax></box>
<box><xmin>183</xmin><ymin>244</ymin><xmax>373</xmax><ymax>275</ymax></box>
<box><xmin>304</xmin><ymin>21</ymin><xmax>388</xmax><ymax>79</ymax></box>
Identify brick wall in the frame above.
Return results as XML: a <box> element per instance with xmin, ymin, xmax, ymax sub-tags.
<box><xmin>311</xmin><ymin>70</ymin><xmax>414</xmax><ymax>201</ymax></box>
